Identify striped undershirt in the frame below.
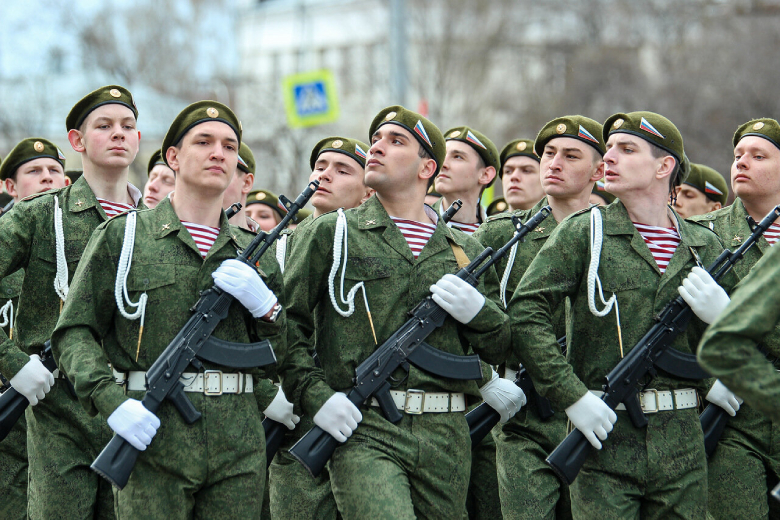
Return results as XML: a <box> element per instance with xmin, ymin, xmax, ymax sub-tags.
<box><xmin>633</xmin><ymin>222</ymin><xmax>681</xmax><ymax>274</ymax></box>
<box><xmin>390</xmin><ymin>217</ymin><xmax>437</xmax><ymax>259</ymax></box>
<box><xmin>764</xmin><ymin>222</ymin><xmax>780</xmax><ymax>246</ymax></box>
<box><xmin>97</xmin><ymin>198</ymin><xmax>135</xmax><ymax>218</ymax></box>
<box><xmin>449</xmin><ymin>220</ymin><xmax>480</xmax><ymax>235</ymax></box>
<box><xmin>181</xmin><ymin>221</ymin><xmax>220</xmax><ymax>258</ymax></box>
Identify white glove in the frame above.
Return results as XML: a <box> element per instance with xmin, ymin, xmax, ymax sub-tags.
<box><xmin>678</xmin><ymin>266</ymin><xmax>730</xmax><ymax>324</ymax></box>
<box><xmin>706</xmin><ymin>380</ymin><xmax>742</xmax><ymax>417</ymax></box>
<box><xmin>313</xmin><ymin>392</ymin><xmax>362</xmax><ymax>443</ymax></box>
<box><xmin>212</xmin><ymin>258</ymin><xmax>277</xmax><ymax>318</ymax></box>
<box><xmin>263</xmin><ymin>387</ymin><xmax>300</xmax><ymax>430</ymax></box>
<box><xmin>429</xmin><ymin>274</ymin><xmax>485</xmax><ymax>324</ymax></box>
<box><xmin>479</xmin><ymin>369</ymin><xmax>526</xmax><ymax>423</ymax></box>
<box><xmin>565</xmin><ymin>392</ymin><xmax>618</xmax><ymax>450</ymax></box>
<box><xmin>9</xmin><ymin>354</ymin><xmax>55</xmax><ymax>406</ymax></box>
<box><xmin>107</xmin><ymin>399</ymin><xmax>161</xmax><ymax>451</ymax></box>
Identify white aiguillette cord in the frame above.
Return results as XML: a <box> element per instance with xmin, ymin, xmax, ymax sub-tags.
<box><xmin>0</xmin><ymin>300</ymin><xmax>13</xmax><ymax>340</ymax></box>
<box><xmin>114</xmin><ymin>210</ymin><xmax>148</xmax><ymax>361</ymax></box>
<box><xmin>53</xmin><ymin>195</ymin><xmax>69</xmax><ymax>312</ymax></box>
<box><xmin>588</xmin><ymin>207</ymin><xmax>624</xmax><ymax>357</ymax></box>
<box><xmin>328</xmin><ymin>208</ymin><xmax>377</xmax><ymax>344</ymax></box>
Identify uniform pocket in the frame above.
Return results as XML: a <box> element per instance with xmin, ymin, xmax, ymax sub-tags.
<box><xmin>343</xmin><ymin>257</ymin><xmax>394</xmax><ymax>281</ymax></box>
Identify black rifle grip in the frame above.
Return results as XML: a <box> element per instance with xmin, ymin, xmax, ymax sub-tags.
<box><xmin>0</xmin><ymin>388</ymin><xmax>28</xmax><ymax>442</ymax></box>
<box><xmin>700</xmin><ymin>404</ymin><xmax>729</xmax><ymax>458</ymax></box>
<box><xmin>375</xmin><ymin>383</ymin><xmax>403</xmax><ymax>424</ymax></box>
<box><xmin>288</xmin><ymin>424</ymin><xmax>339</xmax><ymax>478</ymax></box>
<box><xmin>263</xmin><ymin>417</ymin><xmax>288</xmax><ymax>468</ymax></box>
<box><xmin>167</xmin><ymin>382</ymin><xmax>201</xmax><ymax>424</ymax></box>
<box><xmin>624</xmin><ymin>393</ymin><xmax>648</xmax><ymax>428</ymax></box>
<box><xmin>90</xmin><ymin>433</ymin><xmax>141</xmax><ymax>490</ymax></box>
<box><xmin>465</xmin><ymin>402</ymin><xmax>500</xmax><ymax>449</ymax></box>
<box><xmin>546</xmin><ymin>428</ymin><xmax>592</xmax><ymax>485</ymax></box>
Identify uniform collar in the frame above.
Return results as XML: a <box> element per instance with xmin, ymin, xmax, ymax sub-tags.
<box><xmin>67</xmin><ymin>175</ymin><xmax>145</xmax><ymax>215</ymax></box>
<box><xmin>526</xmin><ymin>196</ymin><xmax>557</xmax><ymax>239</ymax></box>
<box><xmin>152</xmin><ymin>197</ymin><xmax>238</xmax><ymax>259</ymax></box>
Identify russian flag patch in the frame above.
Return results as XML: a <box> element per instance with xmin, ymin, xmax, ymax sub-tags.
<box><xmin>704</xmin><ymin>181</ymin><xmax>723</xmax><ymax>196</ymax></box>
<box><xmin>466</xmin><ymin>130</ymin><xmax>487</xmax><ymax>149</ymax></box>
<box><xmin>596</xmin><ymin>179</ymin><xmax>607</xmax><ymax>191</ymax></box>
<box><xmin>237</xmin><ymin>155</ymin><xmax>248</xmax><ymax>168</ymax></box>
<box><xmin>57</xmin><ymin>148</ymin><xmax>66</xmax><ymax>161</ymax></box>
<box><xmin>639</xmin><ymin>117</ymin><xmax>665</xmax><ymax>139</ymax></box>
<box><xmin>354</xmin><ymin>143</ymin><xmax>367</xmax><ymax>159</ymax></box>
<box><xmin>414</xmin><ymin>120</ymin><xmax>432</xmax><ymax>148</ymax></box>
<box><xmin>578</xmin><ymin>125</ymin><xmax>599</xmax><ymax>144</ymax></box>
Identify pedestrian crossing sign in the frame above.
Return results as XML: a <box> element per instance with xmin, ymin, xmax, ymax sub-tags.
<box><xmin>282</xmin><ymin>69</ymin><xmax>340</xmax><ymax>128</ymax></box>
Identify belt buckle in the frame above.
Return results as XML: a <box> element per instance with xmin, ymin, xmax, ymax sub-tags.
<box><xmin>640</xmin><ymin>389</ymin><xmax>659</xmax><ymax>413</ymax></box>
<box><xmin>404</xmin><ymin>389</ymin><xmax>425</xmax><ymax>414</ymax></box>
<box><xmin>204</xmin><ymin>370</ymin><xmax>223</xmax><ymax>396</ymax></box>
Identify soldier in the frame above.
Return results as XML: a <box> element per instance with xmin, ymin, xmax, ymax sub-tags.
<box><xmin>510</xmin><ymin>111</ymin><xmax>738</xmax><ymax>519</ymax></box>
<box><xmin>282</xmin><ymin>106</ymin><xmax>523</xmax><ymax>519</ymax></box>
<box><xmin>486</xmin><ymin>197</ymin><xmax>509</xmax><ymax>216</ymax></box>
<box><xmin>690</xmin><ymin>118</ymin><xmax>780</xmax><ymax>519</ymax></box>
<box><xmin>223</xmin><ymin>142</ymin><xmax>259</xmax><ymax>231</ymax></box>
<box><xmin>246</xmin><ymin>189</ymin><xmax>286</xmax><ymax>233</ymax></box>
<box><xmin>474</xmin><ymin>115</ymin><xmax>605</xmax><ymax>520</ymax></box>
<box><xmin>0</xmin><ymin>85</ymin><xmax>144</xmax><ymax>519</ymax></box>
<box><xmin>143</xmin><ymin>148</ymin><xmax>176</xmax><ymax>209</ymax></box>
<box><xmin>673</xmin><ymin>162</ymin><xmax>728</xmax><ymax>218</ymax></box>
<box><xmin>433</xmin><ymin>126</ymin><xmax>499</xmax><ymax>235</ymax></box>
<box><xmin>500</xmin><ymin>139</ymin><xmax>544</xmax><ymax>211</ymax></box>
<box><xmin>52</xmin><ymin>100</ymin><xmax>290</xmax><ymax>518</ymax></box>
<box><xmin>0</xmin><ymin>139</ymin><xmax>69</xmax><ymax>520</ymax></box>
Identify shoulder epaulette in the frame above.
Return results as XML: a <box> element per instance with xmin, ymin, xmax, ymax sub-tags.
<box><xmin>485</xmin><ymin>209</ymin><xmax>522</xmax><ymax>223</ymax></box>
<box><xmin>20</xmin><ymin>186</ymin><xmax>66</xmax><ymax>202</ymax></box>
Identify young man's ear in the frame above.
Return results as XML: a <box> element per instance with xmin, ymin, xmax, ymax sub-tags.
<box><xmin>418</xmin><ymin>158</ymin><xmax>437</xmax><ymax>184</ymax></box>
<box><xmin>67</xmin><ymin>129</ymin><xmax>86</xmax><ymax>153</ymax></box>
<box><xmin>478</xmin><ymin>166</ymin><xmax>497</xmax><ymax>187</ymax></box>
<box><xmin>4</xmin><ymin>178</ymin><xmax>18</xmax><ymax>200</ymax></box>
<box><xmin>165</xmin><ymin>147</ymin><xmax>180</xmax><ymax>173</ymax></box>
<box><xmin>655</xmin><ymin>155</ymin><xmax>676</xmax><ymax>181</ymax></box>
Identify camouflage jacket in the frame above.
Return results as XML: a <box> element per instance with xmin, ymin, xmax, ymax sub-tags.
<box><xmin>0</xmin><ymin>175</ymin><xmax>144</xmax><ymax>379</ymax></box>
<box><xmin>51</xmin><ymin>196</ymin><xmax>285</xmax><ymax>419</ymax></box>
<box><xmin>510</xmin><ymin>200</ymin><xmax>731</xmax><ymax>410</ymax></box>
<box><xmin>283</xmin><ymin>195</ymin><xmax>510</xmax><ymax>418</ymax></box>
<box><xmin>0</xmin><ymin>270</ymin><xmax>23</xmax><ymax>339</ymax></box>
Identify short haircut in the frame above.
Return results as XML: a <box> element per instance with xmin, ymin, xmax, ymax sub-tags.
<box><xmin>418</xmin><ymin>143</ymin><xmax>437</xmax><ymax>189</ymax></box>
<box><xmin>648</xmin><ymin>142</ymin><xmax>680</xmax><ymax>192</ymax></box>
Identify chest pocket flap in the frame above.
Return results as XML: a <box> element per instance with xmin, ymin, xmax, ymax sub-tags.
<box><xmin>343</xmin><ymin>257</ymin><xmax>394</xmax><ymax>281</ymax></box>
<box><xmin>126</xmin><ymin>266</ymin><xmax>176</xmax><ymax>292</ymax></box>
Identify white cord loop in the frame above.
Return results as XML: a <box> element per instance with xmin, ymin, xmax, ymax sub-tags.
<box><xmin>53</xmin><ymin>196</ymin><xmax>69</xmax><ymax>302</ymax></box>
<box><xmin>500</xmin><ymin>240</ymin><xmax>519</xmax><ymax>309</ymax></box>
<box><xmin>276</xmin><ymin>234</ymin><xmax>288</xmax><ymax>273</ymax></box>
<box><xmin>115</xmin><ymin>211</ymin><xmax>148</xmax><ymax>326</ymax></box>
<box><xmin>0</xmin><ymin>299</ymin><xmax>13</xmax><ymax>329</ymax></box>
<box><xmin>587</xmin><ymin>207</ymin><xmax>617</xmax><ymax>317</ymax></box>
<box><xmin>328</xmin><ymin>208</ymin><xmax>371</xmax><ymax>318</ymax></box>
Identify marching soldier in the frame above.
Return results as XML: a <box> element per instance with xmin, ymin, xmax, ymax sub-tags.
<box><xmin>474</xmin><ymin>115</ymin><xmax>606</xmax><ymax>520</ymax></box>
<box><xmin>246</xmin><ymin>188</ymin><xmax>287</xmax><ymax>233</ymax></box>
<box><xmin>52</xmin><ymin>101</ymin><xmax>287</xmax><ymax>518</ymax></box>
<box><xmin>692</xmin><ymin>118</ymin><xmax>780</xmax><ymax>519</ymax></box>
<box><xmin>499</xmin><ymin>139</ymin><xmax>544</xmax><ymax>211</ymax></box>
<box><xmin>510</xmin><ymin>111</ymin><xmax>737</xmax><ymax>518</ymax></box>
<box><xmin>0</xmin><ymin>86</ymin><xmax>143</xmax><ymax>519</ymax></box>
<box><xmin>143</xmin><ymin>148</ymin><xmax>176</xmax><ymax>209</ymax></box>
<box><xmin>282</xmin><ymin>106</ymin><xmax>523</xmax><ymax>519</ymax></box>
<box><xmin>223</xmin><ymin>142</ymin><xmax>260</xmax><ymax>231</ymax></box>
<box><xmin>0</xmin><ymin>139</ymin><xmax>69</xmax><ymax>520</ymax></box>
<box><xmin>673</xmin><ymin>162</ymin><xmax>728</xmax><ymax>218</ymax></box>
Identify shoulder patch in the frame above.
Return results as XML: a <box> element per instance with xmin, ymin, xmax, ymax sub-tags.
<box><xmin>20</xmin><ymin>186</ymin><xmax>66</xmax><ymax>202</ymax></box>
<box><xmin>571</xmin><ymin>205</ymin><xmax>594</xmax><ymax>217</ymax></box>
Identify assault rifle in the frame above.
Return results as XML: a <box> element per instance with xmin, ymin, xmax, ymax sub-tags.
<box><xmin>261</xmin><ymin>198</ymin><xmax>465</xmax><ymax>467</ymax></box>
<box><xmin>289</xmin><ymin>205</ymin><xmax>552</xmax><ymax>477</ymax></box>
<box><xmin>546</xmin><ymin>204</ymin><xmax>780</xmax><ymax>485</ymax></box>
<box><xmin>90</xmin><ymin>181</ymin><xmax>319</xmax><ymax>489</ymax></box>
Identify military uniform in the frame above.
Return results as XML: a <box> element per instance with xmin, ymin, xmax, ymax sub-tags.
<box><xmin>510</xmin><ymin>198</ymin><xmax>732</xmax><ymax>519</ymax></box>
<box><xmin>692</xmin><ymin>200</ymin><xmax>780</xmax><ymax>519</ymax></box>
<box><xmin>51</xmin><ymin>195</ymin><xmax>285</xmax><ymax>518</ymax></box>
<box><xmin>283</xmin><ymin>192</ymin><xmax>510</xmax><ymax>519</ymax></box>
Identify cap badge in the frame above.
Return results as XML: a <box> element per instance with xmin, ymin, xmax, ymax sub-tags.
<box><xmin>516</xmin><ymin>141</ymin><xmax>527</xmax><ymax>151</ymax></box>
<box><xmin>207</xmin><ymin>107</ymin><xmax>219</xmax><ymax>118</ymax></box>
<box><xmin>239</xmin><ymin>121</ymin><xmax>243</xmax><ymax>133</ymax></box>
<box><xmin>413</xmin><ymin>120</ymin><xmax>433</xmax><ymax>147</ymax></box>
<box><xmin>497</xmin><ymin>201</ymin><xmax>507</xmax><ymax>211</ymax></box>
<box><xmin>331</xmin><ymin>139</ymin><xmax>343</xmax><ymax>149</ymax></box>
<box><xmin>385</xmin><ymin>111</ymin><xmax>397</xmax><ymax>121</ymax></box>
<box><xmin>577</xmin><ymin>125</ymin><xmax>600</xmax><ymax>144</ymax></box>
<box><xmin>354</xmin><ymin>144</ymin><xmax>367</xmax><ymax>159</ymax></box>
<box><xmin>256</xmin><ymin>192</ymin><xmax>266</xmax><ymax>201</ymax></box>
<box><xmin>466</xmin><ymin>130</ymin><xmax>487</xmax><ymax>150</ymax></box>
<box><xmin>639</xmin><ymin>117</ymin><xmax>665</xmax><ymax>139</ymax></box>
<box><xmin>556</xmin><ymin>124</ymin><xmax>567</xmax><ymax>134</ymax></box>
<box><xmin>613</xmin><ymin>118</ymin><xmax>624</xmax><ymax>129</ymax></box>
<box><xmin>109</xmin><ymin>88</ymin><xmax>122</xmax><ymax>98</ymax></box>
<box><xmin>449</xmin><ymin>130</ymin><xmax>462</xmax><ymax>138</ymax></box>
<box><xmin>33</xmin><ymin>141</ymin><xmax>45</xmax><ymax>152</ymax></box>
<box><xmin>753</xmin><ymin>121</ymin><xmax>765</xmax><ymax>130</ymax></box>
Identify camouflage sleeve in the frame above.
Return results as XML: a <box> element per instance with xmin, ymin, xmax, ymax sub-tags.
<box><xmin>51</xmin><ymin>222</ymin><xmax>128</xmax><ymax>419</ymax></box>
<box><xmin>460</xmin><ymin>260</ymin><xmax>511</xmax><ymax>367</ymax></box>
<box><xmin>280</xmin><ymin>219</ymin><xmax>335</xmax><ymax>419</ymax></box>
<box><xmin>508</xmin><ymin>217</ymin><xmax>590</xmax><ymax>410</ymax></box>
<box><xmin>254</xmin><ymin>378</ymin><xmax>281</xmax><ymax>411</ymax></box>
<box><xmin>698</xmin><ymin>244</ymin><xmax>780</xmax><ymax>422</ymax></box>
<box><xmin>0</xmin><ymin>198</ymin><xmax>43</xmax><ymax>378</ymax></box>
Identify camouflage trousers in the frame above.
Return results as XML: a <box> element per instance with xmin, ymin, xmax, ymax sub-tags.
<box><xmin>114</xmin><ymin>390</ymin><xmax>266</xmax><ymax>519</ymax></box>
<box><xmin>466</xmin><ymin>427</ymin><xmax>501</xmax><ymax>519</ymax></box>
<box><xmin>269</xmin><ymin>414</ymin><xmax>339</xmax><ymax>520</ymax></box>
<box><xmin>0</xmin><ymin>412</ymin><xmax>27</xmax><ymax>520</ymax></box>
<box><xmin>495</xmin><ymin>404</ymin><xmax>571</xmax><ymax>520</ymax></box>
<box><xmin>329</xmin><ymin>407</ymin><xmax>472</xmax><ymax>520</ymax></box>
<box><xmin>26</xmin><ymin>382</ymin><xmax>114</xmax><ymax>520</ymax></box>
<box><xmin>570</xmin><ymin>408</ymin><xmax>707</xmax><ymax>520</ymax></box>
<box><xmin>707</xmin><ymin>404</ymin><xmax>780</xmax><ymax>519</ymax></box>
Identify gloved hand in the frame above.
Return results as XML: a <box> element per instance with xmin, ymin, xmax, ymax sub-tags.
<box><xmin>212</xmin><ymin>258</ymin><xmax>277</xmax><ymax>318</ymax></box>
<box><xmin>107</xmin><ymin>399</ymin><xmax>161</xmax><ymax>451</ymax></box>
<box><xmin>479</xmin><ymin>369</ymin><xmax>526</xmax><ymax>423</ymax></box>
<box><xmin>313</xmin><ymin>392</ymin><xmax>362</xmax><ymax>443</ymax></box>
<box><xmin>678</xmin><ymin>266</ymin><xmax>730</xmax><ymax>324</ymax></box>
<box><xmin>430</xmin><ymin>274</ymin><xmax>485</xmax><ymax>324</ymax></box>
<box><xmin>706</xmin><ymin>379</ymin><xmax>742</xmax><ymax>417</ymax></box>
<box><xmin>9</xmin><ymin>354</ymin><xmax>55</xmax><ymax>406</ymax></box>
<box><xmin>263</xmin><ymin>387</ymin><xmax>300</xmax><ymax>430</ymax></box>
<box><xmin>565</xmin><ymin>392</ymin><xmax>617</xmax><ymax>450</ymax></box>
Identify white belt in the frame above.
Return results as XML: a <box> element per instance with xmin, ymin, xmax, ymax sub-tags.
<box><xmin>369</xmin><ymin>389</ymin><xmax>466</xmax><ymax>414</ymax></box>
<box><xmin>590</xmin><ymin>388</ymin><xmax>699</xmax><ymax>413</ymax></box>
<box><xmin>113</xmin><ymin>369</ymin><xmax>253</xmax><ymax>396</ymax></box>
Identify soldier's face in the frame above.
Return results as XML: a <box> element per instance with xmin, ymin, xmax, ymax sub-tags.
<box><xmin>78</xmin><ymin>104</ymin><xmax>140</xmax><ymax>170</ymax></box>
<box><xmin>437</xmin><ymin>142</ymin><xmax>490</xmax><ymax>198</ymax></box>
<box><xmin>222</xmin><ymin>169</ymin><xmax>253</xmax><ymax>212</ymax></box>
<box><xmin>168</xmin><ymin>121</ymin><xmax>238</xmax><ymax>197</ymax></box>
<box><xmin>731</xmin><ymin>136</ymin><xmax>780</xmax><ymax>201</ymax></box>
<box><xmin>246</xmin><ymin>204</ymin><xmax>280</xmax><ymax>233</ymax></box>
<box><xmin>366</xmin><ymin>124</ymin><xmax>434</xmax><ymax>193</ymax></box>
<box><xmin>143</xmin><ymin>164</ymin><xmax>175</xmax><ymax>209</ymax></box>
<box><xmin>603</xmin><ymin>134</ymin><xmax>663</xmax><ymax>196</ymax></box>
<box><xmin>502</xmin><ymin>155</ymin><xmax>543</xmax><ymax>211</ymax></box>
<box><xmin>5</xmin><ymin>158</ymin><xmax>67</xmax><ymax>201</ymax></box>
<box><xmin>673</xmin><ymin>185</ymin><xmax>720</xmax><ymax>219</ymax></box>
<box><xmin>309</xmin><ymin>151</ymin><xmax>368</xmax><ymax>214</ymax></box>
<box><xmin>540</xmin><ymin>137</ymin><xmax>603</xmax><ymax>199</ymax></box>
